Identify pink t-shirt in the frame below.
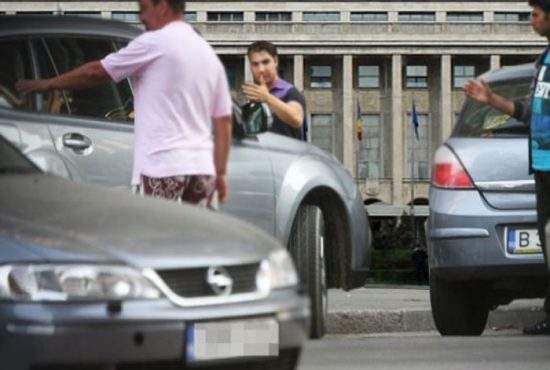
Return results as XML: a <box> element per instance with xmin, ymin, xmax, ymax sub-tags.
<box><xmin>101</xmin><ymin>21</ymin><xmax>232</xmax><ymax>185</ymax></box>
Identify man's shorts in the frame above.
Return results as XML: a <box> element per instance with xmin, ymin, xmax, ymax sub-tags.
<box><xmin>139</xmin><ymin>174</ymin><xmax>217</xmax><ymax>209</ymax></box>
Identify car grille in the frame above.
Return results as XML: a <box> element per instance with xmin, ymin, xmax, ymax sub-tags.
<box><xmin>32</xmin><ymin>349</ymin><xmax>300</xmax><ymax>370</ymax></box>
<box><xmin>156</xmin><ymin>262</ymin><xmax>260</xmax><ymax>298</ymax></box>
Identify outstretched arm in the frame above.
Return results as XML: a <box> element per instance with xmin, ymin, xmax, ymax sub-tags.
<box><xmin>16</xmin><ymin>61</ymin><xmax>111</xmax><ymax>94</ymax></box>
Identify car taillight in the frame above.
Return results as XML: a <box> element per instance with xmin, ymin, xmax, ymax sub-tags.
<box><xmin>431</xmin><ymin>146</ymin><xmax>474</xmax><ymax>189</ymax></box>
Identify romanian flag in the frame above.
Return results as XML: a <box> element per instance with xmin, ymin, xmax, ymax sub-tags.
<box><xmin>356</xmin><ymin>100</ymin><xmax>363</xmax><ymax>141</ymax></box>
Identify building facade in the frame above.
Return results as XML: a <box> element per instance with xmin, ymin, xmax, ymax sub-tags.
<box><xmin>1</xmin><ymin>1</ymin><xmax>546</xmax><ymax>217</ymax></box>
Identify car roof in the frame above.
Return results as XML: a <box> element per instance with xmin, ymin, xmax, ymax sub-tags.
<box><xmin>479</xmin><ymin>62</ymin><xmax>535</xmax><ymax>84</ymax></box>
<box><xmin>0</xmin><ymin>15</ymin><xmax>141</xmax><ymax>40</ymax></box>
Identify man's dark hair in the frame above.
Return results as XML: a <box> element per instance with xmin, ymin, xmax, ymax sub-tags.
<box><xmin>247</xmin><ymin>41</ymin><xmax>278</xmax><ymax>59</ymax></box>
<box><xmin>152</xmin><ymin>0</ymin><xmax>186</xmax><ymax>13</ymax></box>
<box><xmin>529</xmin><ymin>0</ymin><xmax>550</xmax><ymax>12</ymax></box>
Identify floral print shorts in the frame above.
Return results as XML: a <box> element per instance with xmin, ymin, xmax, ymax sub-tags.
<box><xmin>139</xmin><ymin>174</ymin><xmax>217</xmax><ymax>209</ymax></box>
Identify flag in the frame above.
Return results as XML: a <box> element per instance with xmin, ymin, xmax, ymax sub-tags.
<box><xmin>356</xmin><ymin>99</ymin><xmax>363</xmax><ymax>141</ymax></box>
<box><xmin>411</xmin><ymin>100</ymin><xmax>420</xmax><ymax>141</ymax></box>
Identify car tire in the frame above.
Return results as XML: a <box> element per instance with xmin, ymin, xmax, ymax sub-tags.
<box><xmin>430</xmin><ymin>273</ymin><xmax>489</xmax><ymax>336</ymax></box>
<box><xmin>288</xmin><ymin>204</ymin><xmax>326</xmax><ymax>339</ymax></box>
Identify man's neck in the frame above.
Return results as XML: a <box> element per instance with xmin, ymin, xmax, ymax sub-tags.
<box><xmin>158</xmin><ymin>14</ymin><xmax>183</xmax><ymax>29</ymax></box>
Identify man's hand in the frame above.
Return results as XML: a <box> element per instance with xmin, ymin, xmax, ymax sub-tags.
<box><xmin>242</xmin><ymin>76</ymin><xmax>271</xmax><ymax>103</ymax></box>
<box><xmin>216</xmin><ymin>175</ymin><xmax>228</xmax><ymax>204</ymax></box>
<box><xmin>464</xmin><ymin>79</ymin><xmax>493</xmax><ymax>104</ymax></box>
<box><xmin>15</xmin><ymin>79</ymin><xmax>52</xmax><ymax>94</ymax></box>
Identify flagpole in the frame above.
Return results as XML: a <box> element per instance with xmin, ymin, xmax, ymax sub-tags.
<box><xmin>410</xmin><ymin>99</ymin><xmax>417</xmax><ymax>246</ymax></box>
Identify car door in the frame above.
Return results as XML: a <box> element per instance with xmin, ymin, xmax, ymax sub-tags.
<box><xmin>221</xmin><ymin>107</ymin><xmax>276</xmax><ymax>235</ymax></box>
<box><xmin>33</xmin><ymin>36</ymin><xmax>134</xmax><ymax>188</ymax></box>
<box><xmin>0</xmin><ymin>38</ymin><xmax>70</xmax><ymax>178</ymax></box>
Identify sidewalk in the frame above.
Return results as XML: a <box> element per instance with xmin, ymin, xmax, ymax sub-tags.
<box><xmin>327</xmin><ymin>286</ymin><xmax>545</xmax><ymax>334</ymax></box>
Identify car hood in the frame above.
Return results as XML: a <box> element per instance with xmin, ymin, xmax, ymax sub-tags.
<box><xmin>0</xmin><ymin>174</ymin><xmax>282</xmax><ymax>269</ymax></box>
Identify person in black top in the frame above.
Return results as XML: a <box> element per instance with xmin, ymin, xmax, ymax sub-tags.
<box><xmin>242</xmin><ymin>41</ymin><xmax>307</xmax><ymax>140</ymax></box>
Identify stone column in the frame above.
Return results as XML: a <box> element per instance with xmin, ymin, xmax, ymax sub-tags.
<box><xmin>440</xmin><ymin>55</ymin><xmax>453</xmax><ymax>143</ymax></box>
<box><xmin>244</xmin><ymin>11</ymin><xmax>254</xmax><ymax>22</ymax></box>
<box><xmin>490</xmin><ymin>55</ymin><xmax>501</xmax><ymax>71</ymax></box>
<box><xmin>484</xmin><ymin>11</ymin><xmax>494</xmax><ymax>23</ymax></box>
<box><xmin>435</xmin><ymin>11</ymin><xmax>446</xmax><ymax>23</ymax></box>
<box><xmin>388</xmin><ymin>12</ymin><xmax>399</xmax><ymax>23</ymax></box>
<box><xmin>197</xmin><ymin>11</ymin><xmax>207</xmax><ymax>22</ymax></box>
<box><xmin>292</xmin><ymin>11</ymin><xmax>302</xmax><ymax>22</ymax></box>
<box><xmin>341</xmin><ymin>11</ymin><xmax>351</xmax><ymax>22</ymax></box>
<box><xmin>293</xmin><ymin>55</ymin><xmax>304</xmax><ymax>92</ymax></box>
<box><xmin>391</xmin><ymin>54</ymin><xmax>403</xmax><ymax>205</ymax></box>
<box><xmin>101</xmin><ymin>11</ymin><xmax>111</xmax><ymax>19</ymax></box>
<box><xmin>244</xmin><ymin>55</ymin><xmax>252</xmax><ymax>83</ymax></box>
<box><xmin>342</xmin><ymin>55</ymin><xmax>355</xmax><ymax>174</ymax></box>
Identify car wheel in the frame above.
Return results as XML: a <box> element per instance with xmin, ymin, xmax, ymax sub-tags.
<box><xmin>288</xmin><ymin>204</ymin><xmax>326</xmax><ymax>339</ymax></box>
<box><xmin>430</xmin><ymin>273</ymin><xmax>489</xmax><ymax>336</ymax></box>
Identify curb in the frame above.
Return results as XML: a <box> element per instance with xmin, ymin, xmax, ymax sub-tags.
<box><xmin>327</xmin><ymin>307</ymin><xmax>546</xmax><ymax>335</ymax></box>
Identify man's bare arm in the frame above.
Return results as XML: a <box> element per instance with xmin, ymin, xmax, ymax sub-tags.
<box><xmin>242</xmin><ymin>81</ymin><xmax>304</xmax><ymax>128</ymax></box>
<box><xmin>464</xmin><ymin>79</ymin><xmax>515</xmax><ymax>116</ymax></box>
<box><xmin>213</xmin><ymin>115</ymin><xmax>233</xmax><ymax>203</ymax></box>
<box><xmin>265</xmin><ymin>96</ymin><xmax>304</xmax><ymax>129</ymax></box>
<box><xmin>16</xmin><ymin>61</ymin><xmax>111</xmax><ymax>94</ymax></box>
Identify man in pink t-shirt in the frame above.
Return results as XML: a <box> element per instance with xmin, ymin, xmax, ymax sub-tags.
<box><xmin>16</xmin><ymin>0</ymin><xmax>233</xmax><ymax>208</ymax></box>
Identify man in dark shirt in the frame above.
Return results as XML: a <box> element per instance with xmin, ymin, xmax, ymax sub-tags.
<box><xmin>464</xmin><ymin>0</ymin><xmax>550</xmax><ymax>335</ymax></box>
<box><xmin>242</xmin><ymin>41</ymin><xmax>307</xmax><ymax>140</ymax></box>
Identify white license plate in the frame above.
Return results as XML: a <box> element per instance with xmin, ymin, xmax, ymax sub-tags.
<box><xmin>506</xmin><ymin>228</ymin><xmax>543</xmax><ymax>255</ymax></box>
<box><xmin>186</xmin><ymin>318</ymin><xmax>279</xmax><ymax>363</ymax></box>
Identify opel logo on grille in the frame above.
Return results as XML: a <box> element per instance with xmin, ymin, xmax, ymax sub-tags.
<box><xmin>207</xmin><ymin>266</ymin><xmax>233</xmax><ymax>296</ymax></box>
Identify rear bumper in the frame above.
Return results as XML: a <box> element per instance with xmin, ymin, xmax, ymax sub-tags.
<box><xmin>428</xmin><ymin>187</ymin><xmax>546</xmax><ymax>282</ymax></box>
<box><xmin>0</xmin><ymin>289</ymin><xmax>308</xmax><ymax>370</ymax></box>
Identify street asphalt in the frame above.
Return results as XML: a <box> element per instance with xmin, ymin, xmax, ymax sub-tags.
<box><xmin>327</xmin><ymin>286</ymin><xmax>545</xmax><ymax>334</ymax></box>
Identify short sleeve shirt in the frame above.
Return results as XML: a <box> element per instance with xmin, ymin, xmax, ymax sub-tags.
<box><xmin>101</xmin><ymin>21</ymin><xmax>232</xmax><ymax>184</ymax></box>
<box><xmin>269</xmin><ymin>79</ymin><xmax>307</xmax><ymax>140</ymax></box>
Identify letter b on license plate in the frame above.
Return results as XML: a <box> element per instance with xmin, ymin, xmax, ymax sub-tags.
<box><xmin>506</xmin><ymin>228</ymin><xmax>543</xmax><ymax>255</ymax></box>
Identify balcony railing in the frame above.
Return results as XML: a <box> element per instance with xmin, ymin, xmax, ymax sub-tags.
<box><xmin>190</xmin><ymin>21</ymin><xmax>543</xmax><ymax>44</ymax></box>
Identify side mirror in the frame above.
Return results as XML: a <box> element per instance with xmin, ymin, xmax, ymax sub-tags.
<box><xmin>240</xmin><ymin>102</ymin><xmax>273</xmax><ymax>136</ymax></box>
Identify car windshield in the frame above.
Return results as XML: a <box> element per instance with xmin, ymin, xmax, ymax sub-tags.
<box><xmin>0</xmin><ymin>136</ymin><xmax>40</xmax><ymax>175</ymax></box>
<box><xmin>453</xmin><ymin>78</ymin><xmax>531</xmax><ymax>138</ymax></box>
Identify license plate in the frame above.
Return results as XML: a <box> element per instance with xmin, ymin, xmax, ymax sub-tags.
<box><xmin>186</xmin><ymin>318</ymin><xmax>279</xmax><ymax>363</ymax></box>
<box><xmin>506</xmin><ymin>228</ymin><xmax>543</xmax><ymax>255</ymax></box>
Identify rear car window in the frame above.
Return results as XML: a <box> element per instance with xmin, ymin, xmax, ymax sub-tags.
<box><xmin>453</xmin><ymin>78</ymin><xmax>531</xmax><ymax>138</ymax></box>
<box><xmin>0</xmin><ymin>136</ymin><xmax>40</xmax><ymax>175</ymax></box>
<box><xmin>0</xmin><ymin>40</ymin><xmax>34</xmax><ymax>111</ymax></box>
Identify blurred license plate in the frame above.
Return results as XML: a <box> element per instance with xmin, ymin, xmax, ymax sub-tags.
<box><xmin>186</xmin><ymin>318</ymin><xmax>279</xmax><ymax>363</ymax></box>
<box><xmin>506</xmin><ymin>228</ymin><xmax>543</xmax><ymax>255</ymax></box>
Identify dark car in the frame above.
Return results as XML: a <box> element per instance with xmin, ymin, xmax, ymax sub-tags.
<box><xmin>0</xmin><ymin>15</ymin><xmax>371</xmax><ymax>338</ymax></box>
<box><xmin>0</xmin><ymin>135</ymin><xmax>308</xmax><ymax>369</ymax></box>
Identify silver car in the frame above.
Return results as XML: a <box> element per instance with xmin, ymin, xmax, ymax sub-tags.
<box><xmin>428</xmin><ymin>64</ymin><xmax>547</xmax><ymax>335</ymax></box>
<box><xmin>0</xmin><ymin>135</ymin><xmax>307</xmax><ymax>369</ymax></box>
<box><xmin>0</xmin><ymin>15</ymin><xmax>371</xmax><ymax>338</ymax></box>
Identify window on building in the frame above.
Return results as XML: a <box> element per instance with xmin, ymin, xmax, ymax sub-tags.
<box><xmin>303</xmin><ymin>12</ymin><xmax>340</xmax><ymax>22</ymax></box>
<box><xmin>225</xmin><ymin>64</ymin><xmax>238</xmax><ymax>89</ymax></box>
<box><xmin>310</xmin><ymin>114</ymin><xmax>334</xmax><ymax>154</ymax></box>
<box><xmin>398</xmin><ymin>12</ymin><xmax>435</xmax><ymax>22</ymax></box>
<box><xmin>256</xmin><ymin>12</ymin><xmax>291</xmax><ymax>22</ymax></box>
<box><xmin>112</xmin><ymin>12</ymin><xmax>140</xmax><ymax>23</ymax></box>
<box><xmin>406</xmin><ymin>113</ymin><xmax>430</xmax><ymax>179</ymax></box>
<box><xmin>17</xmin><ymin>11</ymin><xmax>56</xmax><ymax>16</ymax></box>
<box><xmin>64</xmin><ymin>12</ymin><xmax>102</xmax><ymax>18</ymax></box>
<box><xmin>310</xmin><ymin>65</ymin><xmax>332</xmax><ymax>88</ymax></box>
<box><xmin>453</xmin><ymin>65</ymin><xmax>475</xmax><ymax>88</ymax></box>
<box><xmin>405</xmin><ymin>65</ymin><xmax>428</xmax><ymax>88</ymax></box>
<box><xmin>447</xmin><ymin>12</ymin><xmax>484</xmax><ymax>22</ymax></box>
<box><xmin>185</xmin><ymin>12</ymin><xmax>197</xmax><ymax>22</ymax></box>
<box><xmin>358</xmin><ymin>114</ymin><xmax>382</xmax><ymax>179</ymax></box>
<box><xmin>494</xmin><ymin>12</ymin><xmax>530</xmax><ymax>22</ymax></box>
<box><xmin>358</xmin><ymin>65</ymin><xmax>380</xmax><ymax>88</ymax></box>
<box><xmin>350</xmin><ymin>12</ymin><xmax>388</xmax><ymax>22</ymax></box>
<box><xmin>207</xmin><ymin>12</ymin><xmax>243</xmax><ymax>22</ymax></box>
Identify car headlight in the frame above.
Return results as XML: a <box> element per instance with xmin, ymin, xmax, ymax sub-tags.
<box><xmin>256</xmin><ymin>249</ymin><xmax>298</xmax><ymax>292</ymax></box>
<box><xmin>0</xmin><ymin>264</ymin><xmax>162</xmax><ymax>302</ymax></box>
